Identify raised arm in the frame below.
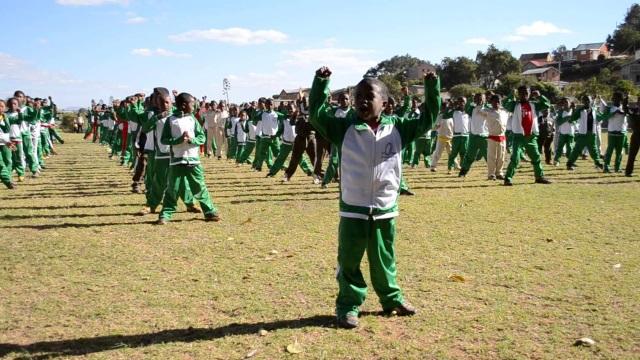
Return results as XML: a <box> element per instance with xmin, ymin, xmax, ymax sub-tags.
<box><xmin>308</xmin><ymin>67</ymin><xmax>348</xmax><ymax>145</ymax></box>
<box><xmin>396</xmin><ymin>72</ymin><xmax>441</xmax><ymax>145</ymax></box>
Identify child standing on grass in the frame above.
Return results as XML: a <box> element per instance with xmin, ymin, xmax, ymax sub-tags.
<box><xmin>429</xmin><ymin>100</ymin><xmax>454</xmax><ymax>172</ymax></box>
<box><xmin>566</xmin><ymin>95</ymin><xmax>605</xmax><ymax>171</ymax></box>
<box><xmin>5</xmin><ymin>98</ymin><xmax>25</xmax><ymax>181</ymax></box>
<box><xmin>0</xmin><ymin>100</ymin><xmax>16</xmax><ymax>189</ymax></box>
<box><xmin>156</xmin><ymin>93</ymin><xmax>220</xmax><ymax>225</ymax></box>
<box><xmin>234</xmin><ymin>110</ymin><xmax>248</xmax><ymax>163</ymax></box>
<box><xmin>602</xmin><ymin>92</ymin><xmax>629</xmax><ymax>173</ymax></box>
<box><xmin>309</xmin><ymin>66</ymin><xmax>440</xmax><ymax>329</ymax></box>
<box><xmin>480</xmin><ymin>94</ymin><xmax>508</xmax><ymax>180</ymax></box>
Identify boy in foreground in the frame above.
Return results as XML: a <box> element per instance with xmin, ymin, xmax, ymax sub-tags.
<box><xmin>309</xmin><ymin>66</ymin><xmax>440</xmax><ymax>329</ymax></box>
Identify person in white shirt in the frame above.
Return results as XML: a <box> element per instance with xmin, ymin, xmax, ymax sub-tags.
<box><xmin>479</xmin><ymin>94</ymin><xmax>508</xmax><ymax>180</ymax></box>
<box><xmin>430</xmin><ymin>100</ymin><xmax>456</xmax><ymax>172</ymax></box>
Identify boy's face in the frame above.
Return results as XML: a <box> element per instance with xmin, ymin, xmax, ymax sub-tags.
<box><xmin>355</xmin><ymin>82</ymin><xmax>383</xmax><ymax>122</ymax></box>
<box><xmin>456</xmin><ymin>98</ymin><xmax>466</xmax><ymax>110</ymax></box>
<box><xmin>612</xmin><ymin>93</ymin><xmax>622</xmax><ymax>106</ymax></box>
<box><xmin>0</xmin><ymin>102</ymin><xmax>5</xmax><ymax>113</ymax></box>
<box><xmin>230</xmin><ymin>107</ymin><xmax>238</xmax><ymax>116</ymax></box>
<box><xmin>518</xmin><ymin>88</ymin><xmax>529</xmax><ymax>102</ymax></box>
<box><xmin>582</xmin><ymin>96</ymin><xmax>592</xmax><ymax>107</ymax></box>
<box><xmin>180</xmin><ymin>98</ymin><xmax>194</xmax><ymax>114</ymax></box>
<box><xmin>158</xmin><ymin>95</ymin><xmax>171</xmax><ymax>112</ymax></box>
<box><xmin>8</xmin><ymin>99</ymin><xmax>19</xmax><ymax>112</ymax></box>
<box><xmin>265</xmin><ymin>100</ymin><xmax>273</xmax><ymax>111</ymax></box>
<box><xmin>490</xmin><ymin>97</ymin><xmax>500</xmax><ymax>109</ymax></box>
<box><xmin>339</xmin><ymin>94</ymin><xmax>350</xmax><ymax>108</ymax></box>
<box><xmin>16</xmin><ymin>93</ymin><xmax>25</xmax><ymax>106</ymax></box>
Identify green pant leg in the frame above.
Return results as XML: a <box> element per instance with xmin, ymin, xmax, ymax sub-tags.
<box><xmin>567</xmin><ymin>135</ymin><xmax>584</xmax><ymax>166</ymax></box>
<box><xmin>266</xmin><ymin>138</ymin><xmax>278</xmax><ymax>168</ymax></box>
<box><xmin>50</xmin><ymin>128</ymin><xmax>64</xmax><ymax>143</ymax></box>
<box><xmin>239</xmin><ymin>141</ymin><xmax>255</xmax><ymax>163</ymax></box>
<box><xmin>37</xmin><ymin>134</ymin><xmax>45</xmax><ymax>167</ymax></box>
<box><xmin>403</xmin><ymin>142</ymin><xmax>415</xmax><ymax>164</ymax></box>
<box><xmin>524</xmin><ymin>135</ymin><xmax>544</xmax><ymax>179</ymax></box>
<box><xmin>605</xmin><ymin>135</ymin><xmax>625</xmax><ymax>171</ymax></box>
<box><xmin>554</xmin><ymin>135</ymin><xmax>568</xmax><ymax>162</ymax></box>
<box><xmin>144</xmin><ymin>154</ymin><xmax>155</xmax><ymax>206</ymax></box>
<box><xmin>505</xmin><ymin>134</ymin><xmax>524</xmax><ymax>182</ymax></box>
<box><xmin>336</xmin><ymin>217</ymin><xmax>370</xmax><ymax>317</ymax></box>
<box><xmin>12</xmin><ymin>142</ymin><xmax>24</xmax><ymax>176</ymax></box>
<box><xmin>460</xmin><ymin>135</ymin><xmax>480</xmax><ymax>172</ymax></box>
<box><xmin>21</xmin><ymin>133</ymin><xmax>37</xmax><ymax>174</ymax></box>
<box><xmin>0</xmin><ymin>146</ymin><xmax>12</xmax><ymax>185</ymax></box>
<box><xmin>235</xmin><ymin>143</ymin><xmax>245</xmax><ymax>163</ymax></box>
<box><xmin>185</xmin><ymin>164</ymin><xmax>217</xmax><ymax>215</ymax></box>
<box><xmin>149</xmin><ymin>158</ymin><xmax>169</xmax><ymax>209</ymax></box>
<box><xmin>400</xmin><ymin>177</ymin><xmax>410</xmax><ymax>191</ymax></box>
<box><xmin>412</xmin><ymin>138</ymin><xmax>426</xmax><ymax>166</ymax></box>
<box><xmin>227</xmin><ymin>137</ymin><xmax>236</xmax><ymax>159</ymax></box>
<box><xmin>623</xmin><ymin>133</ymin><xmax>629</xmax><ymax>154</ymax></box>
<box><xmin>253</xmin><ymin>137</ymin><xmax>265</xmax><ymax>168</ymax></box>
<box><xmin>269</xmin><ymin>143</ymin><xmax>292</xmax><ymax>176</ymax></box>
<box><xmin>159</xmin><ymin>166</ymin><xmax>186</xmax><ymax>220</ymax></box>
<box><xmin>367</xmin><ymin>217</ymin><xmax>404</xmax><ymax>310</ymax></box>
<box><xmin>423</xmin><ymin>138</ymin><xmax>432</xmax><ymax>167</ymax></box>
<box><xmin>585</xmin><ymin>133</ymin><xmax>602</xmax><ymax>166</ymax></box>
<box><xmin>448</xmin><ymin>137</ymin><xmax>463</xmax><ymax>170</ymax></box>
<box><xmin>322</xmin><ymin>145</ymin><xmax>339</xmax><ymax>184</ymax></box>
<box><xmin>111</xmin><ymin>131</ymin><xmax>122</xmax><ymax>157</ymax></box>
<box><xmin>300</xmin><ymin>153</ymin><xmax>313</xmax><ymax>175</ymax></box>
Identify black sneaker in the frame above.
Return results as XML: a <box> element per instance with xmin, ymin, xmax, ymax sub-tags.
<box><xmin>186</xmin><ymin>205</ymin><xmax>202</xmax><ymax>213</ymax></box>
<box><xmin>566</xmin><ymin>164</ymin><xmax>576</xmax><ymax>171</ymax></box>
<box><xmin>496</xmin><ymin>174</ymin><xmax>505</xmax><ymax>180</ymax></box>
<box><xmin>595</xmin><ymin>163</ymin><xmax>604</xmax><ymax>170</ymax></box>
<box><xmin>5</xmin><ymin>182</ymin><xmax>15</xmax><ymax>189</ymax></box>
<box><xmin>156</xmin><ymin>218</ymin><xmax>168</xmax><ymax>225</ymax></box>
<box><xmin>400</xmin><ymin>189</ymin><xmax>415</xmax><ymax>196</ymax></box>
<box><xmin>535</xmin><ymin>177</ymin><xmax>552</xmax><ymax>184</ymax></box>
<box><xmin>503</xmin><ymin>179</ymin><xmax>513</xmax><ymax>186</ymax></box>
<box><xmin>384</xmin><ymin>302</ymin><xmax>417</xmax><ymax>316</ymax></box>
<box><xmin>336</xmin><ymin>313</ymin><xmax>359</xmax><ymax>329</ymax></box>
<box><xmin>204</xmin><ymin>213</ymin><xmax>221</xmax><ymax>222</ymax></box>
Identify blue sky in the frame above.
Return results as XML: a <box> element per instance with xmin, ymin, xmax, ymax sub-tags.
<box><xmin>1</xmin><ymin>0</ymin><xmax>636</xmax><ymax>108</ymax></box>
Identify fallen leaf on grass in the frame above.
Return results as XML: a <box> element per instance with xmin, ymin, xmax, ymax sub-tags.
<box><xmin>227</xmin><ymin>237</ymin><xmax>234</xmax><ymax>241</ymax></box>
<box><xmin>270</xmin><ymin>250</ymin><xmax>279</xmax><ymax>255</ymax></box>
<box><xmin>574</xmin><ymin>337</ymin><xmax>596</xmax><ymax>347</ymax></box>
<box><xmin>613</xmin><ymin>263</ymin><xmax>621</xmax><ymax>269</ymax></box>
<box><xmin>245</xmin><ymin>349</ymin><xmax>258</xmax><ymax>358</ymax></box>
<box><xmin>545</xmin><ymin>238</ymin><xmax>554</xmax><ymax>243</ymax></box>
<box><xmin>448</xmin><ymin>274</ymin><xmax>466</xmax><ymax>283</ymax></box>
<box><xmin>286</xmin><ymin>341</ymin><xmax>303</xmax><ymax>354</ymax></box>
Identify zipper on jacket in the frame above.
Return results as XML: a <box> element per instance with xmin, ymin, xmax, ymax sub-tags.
<box><xmin>369</xmin><ymin>125</ymin><xmax>376</xmax><ymax>215</ymax></box>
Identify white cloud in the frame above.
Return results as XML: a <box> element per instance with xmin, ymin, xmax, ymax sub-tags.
<box><xmin>503</xmin><ymin>35</ymin><xmax>526</xmax><ymax>42</ymax></box>
<box><xmin>0</xmin><ymin>52</ymin><xmax>80</xmax><ymax>85</ymax></box>
<box><xmin>56</xmin><ymin>0</ymin><xmax>129</xmax><ymax>6</ymax></box>
<box><xmin>169</xmin><ymin>27</ymin><xmax>288</xmax><ymax>45</ymax></box>
<box><xmin>131</xmin><ymin>48</ymin><xmax>191</xmax><ymax>58</ymax></box>
<box><xmin>281</xmin><ymin>47</ymin><xmax>376</xmax><ymax>74</ymax></box>
<box><xmin>515</xmin><ymin>21</ymin><xmax>570</xmax><ymax>37</ymax></box>
<box><xmin>464</xmin><ymin>37</ymin><xmax>492</xmax><ymax>45</ymax></box>
<box><xmin>126</xmin><ymin>16</ymin><xmax>147</xmax><ymax>24</ymax></box>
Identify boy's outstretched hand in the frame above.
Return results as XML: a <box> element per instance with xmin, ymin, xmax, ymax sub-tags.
<box><xmin>401</xmin><ymin>86</ymin><xmax>409</xmax><ymax>96</ymax></box>
<box><xmin>423</xmin><ymin>71</ymin><xmax>437</xmax><ymax>81</ymax></box>
<box><xmin>316</xmin><ymin>66</ymin><xmax>332</xmax><ymax>78</ymax></box>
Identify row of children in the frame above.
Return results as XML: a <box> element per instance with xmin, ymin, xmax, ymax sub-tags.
<box><xmin>0</xmin><ymin>91</ymin><xmax>65</xmax><ymax>189</ymax></box>
<box><xmin>85</xmin><ymin>89</ymin><xmax>220</xmax><ymax>224</ymax></box>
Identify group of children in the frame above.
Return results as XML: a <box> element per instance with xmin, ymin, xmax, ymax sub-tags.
<box><xmin>85</xmin><ymin>72</ymin><xmax>638</xmax><ymax>329</ymax></box>
<box><xmin>0</xmin><ymin>91</ymin><xmax>64</xmax><ymax>189</ymax></box>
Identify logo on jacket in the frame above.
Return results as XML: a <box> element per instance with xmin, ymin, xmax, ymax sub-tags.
<box><xmin>382</xmin><ymin>142</ymin><xmax>396</xmax><ymax>160</ymax></box>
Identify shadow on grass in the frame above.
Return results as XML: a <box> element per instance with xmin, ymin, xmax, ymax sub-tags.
<box><xmin>0</xmin><ymin>315</ymin><xmax>336</xmax><ymax>359</ymax></box>
<box><xmin>0</xmin><ymin>203</ymin><xmax>138</xmax><ymax>211</ymax></box>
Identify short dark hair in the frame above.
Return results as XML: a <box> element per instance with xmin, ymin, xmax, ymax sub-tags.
<box><xmin>175</xmin><ymin>92</ymin><xmax>194</xmax><ymax>107</ymax></box>
<box><xmin>154</xmin><ymin>87</ymin><xmax>170</xmax><ymax>97</ymax></box>
<box><xmin>355</xmin><ymin>77</ymin><xmax>389</xmax><ymax>101</ymax></box>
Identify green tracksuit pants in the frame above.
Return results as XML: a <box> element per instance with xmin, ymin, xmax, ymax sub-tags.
<box><xmin>267</xmin><ymin>142</ymin><xmax>313</xmax><ymax>177</ymax></box>
<box><xmin>554</xmin><ymin>134</ymin><xmax>574</xmax><ymax>163</ymax></box>
<box><xmin>110</xmin><ymin>130</ymin><xmax>123</xmax><ymax>158</ymax></box>
<box><xmin>411</xmin><ymin>137</ymin><xmax>432</xmax><ymax>167</ymax></box>
<box><xmin>235</xmin><ymin>143</ymin><xmax>245</xmax><ymax>163</ymax></box>
<box><xmin>568</xmin><ymin>133</ymin><xmax>601</xmax><ymax>167</ymax></box>
<box><xmin>0</xmin><ymin>146</ymin><xmax>12</xmax><ymax>186</ymax></box>
<box><xmin>505</xmin><ymin>134</ymin><xmax>544</xmax><ymax>182</ymax></box>
<box><xmin>21</xmin><ymin>132</ymin><xmax>38</xmax><ymax>174</ymax></box>
<box><xmin>403</xmin><ymin>141</ymin><xmax>415</xmax><ymax>165</ymax></box>
<box><xmin>159</xmin><ymin>164</ymin><xmax>217</xmax><ymax>220</ymax></box>
<box><xmin>238</xmin><ymin>140</ymin><xmax>255</xmax><ymax>164</ymax></box>
<box><xmin>147</xmin><ymin>158</ymin><xmax>195</xmax><ymax>210</ymax></box>
<box><xmin>604</xmin><ymin>133</ymin><xmax>627</xmax><ymax>172</ymax></box>
<box><xmin>254</xmin><ymin>136</ymin><xmax>279</xmax><ymax>171</ymax></box>
<box><xmin>12</xmin><ymin>141</ymin><xmax>24</xmax><ymax>176</ymax></box>
<box><xmin>227</xmin><ymin>136</ymin><xmax>237</xmax><ymax>160</ymax></box>
<box><xmin>322</xmin><ymin>144</ymin><xmax>340</xmax><ymax>185</ymax></box>
<box><xmin>460</xmin><ymin>134</ymin><xmax>487</xmax><ymax>172</ymax></box>
<box><xmin>336</xmin><ymin>217</ymin><xmax>404</xmax><ymax>317</ymax></box>
<box><xmin>449</xmin><ymin>136</ymin><xmax>468</xmax><ymax>170</ymax></box>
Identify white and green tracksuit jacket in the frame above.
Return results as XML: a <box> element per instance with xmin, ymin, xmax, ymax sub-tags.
<box><xmin>309</xmin><ymin>75</ymin><xmax>441</xmax><ymax>220</ymax></box>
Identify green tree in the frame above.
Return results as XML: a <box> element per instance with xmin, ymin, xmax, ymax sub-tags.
<box><xmin>449</xmin><ymin>84</ymin><xmax>484</xmax><ymax>99</ymax></box>
<box><xmin>475</xmin><ymin>45</ymin><xmax>521</xmax><ymax>88</ymax></box>
<box><xmin>494</xmin><ymin>73</ymin><xmax>536</xmax><ymax>96</ymax></box>
<box><xmin>607</xmin><ymin>4</ymin><xmax>640</xmax><ymax>53</ymax></box>
<box><xmin>437</xmin><ymin>56</ymin><xmax>478</xmax><ymax>89</ymax></box>
<box><xmin>364</xmin><ymin>54</ymin><xmax>432</xmax><ymax>78</ymax></box>
<box><xmin>378</xmin><ymin>74</ymin><xmax>403</xmax><ymax>101</ymax></box>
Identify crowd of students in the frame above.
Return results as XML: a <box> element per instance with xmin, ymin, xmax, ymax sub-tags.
<box><xmin>0</xmin><ymin>91</ymin><xmax>65</xmax><ymax>189</ymax></box>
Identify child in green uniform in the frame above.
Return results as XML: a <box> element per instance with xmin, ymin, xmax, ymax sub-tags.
<box><xmin>0</xmin><ymin>100</ymin><xmax>16</xmax><ymax>189</ymax></box>
<box><xmin>602</xmin><ymin>92</ymin><xmax>629</xmax><ymax>173</ymax></box>
<box><xmin>566</xmin><ymin>95</ymin><xmax>605</xmax><ymax>171</ymax></box>
<box><xmin>309</xmin><ymin>66</ymin><xmax>440</xmax><ymax>329</ymax></box>
<box><xmin>157</xmin><ymin>93</ymin><xmax>220</xmax><ymax>225</ymax></box>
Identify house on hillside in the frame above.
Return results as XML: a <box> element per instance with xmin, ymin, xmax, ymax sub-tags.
<box><xmin>519</xmin><ymin>52</ymin><xmax>553</xmax><ymax>65</ymax></box>
<box><xmin>521</xmin><ymin>67</ymin><xmax>560</xmax><ymax>82</ymax></box>
<box><xmin>620</xmin><ymin>59</ymin><xmax>640</xmax><ymax>85</ymax></box>
<box><xmin>563</xmin><ymin>43</ymin><xmax>610</xmax><ymax>61</ymax></box>
<box><xmin>272</xmin><ymin>88</ymin><xmax>310</xmax><ymax>106</ymax></box>
<box><xmin>405</xmin><ymin>63</ymin><xmax>437</xmax><ymax>80</ymax></box>
<box><xmin>522</xmin><ymin>60</ymin><xmax>558</xmax><ymax>71</ymax></box>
